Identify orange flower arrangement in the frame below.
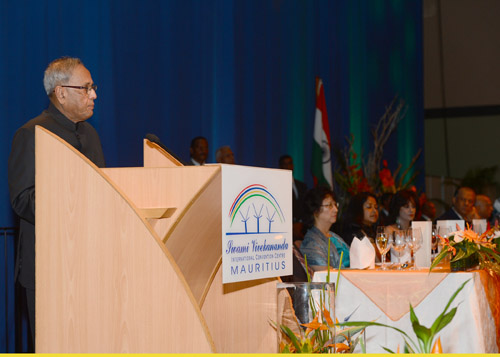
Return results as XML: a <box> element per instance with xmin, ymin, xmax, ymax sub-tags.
<box><xmin>430</xmin><ymin>224</ymin><xmax>500</xmax><ymax>273</ymax></box>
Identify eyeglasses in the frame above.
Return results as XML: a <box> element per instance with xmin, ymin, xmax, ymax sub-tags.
<box><xmin>321</xmin><ymin>202</ymin><xmax>339</xmax><ymax>209</ymax></box>
<box><xmin>457</xmin><ymin>197</ymin><xmax>474</xmax><ymax>205</ymax></box>
<box><xmin>59</xmin><ymin>84</ymin><xmax>97</xmax><ymax>95</ymax></box>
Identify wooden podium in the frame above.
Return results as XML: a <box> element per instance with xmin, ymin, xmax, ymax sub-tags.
<box><xmin>35</xmin><ymin>126</ymin><xmax>278</xmax><ymax>353</ymax></box>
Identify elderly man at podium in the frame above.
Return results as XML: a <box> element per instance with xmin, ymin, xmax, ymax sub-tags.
<box><xmin>8</xmin><ymin>57</ymin><xmax>105</xmax><ymax>347</ymax></box>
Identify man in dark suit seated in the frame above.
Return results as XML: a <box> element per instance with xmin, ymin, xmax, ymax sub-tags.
<box><xmin>437</xmin><ymin>186</ymin><xmax>476</xmax><ymax>227</ymax></box>
<box><xmin>188</xmin><ymin>136</ymin><xmax>208</xmax><ymax>165</ymax></box>
<box><xmin>279</xmin><ymin>155</ymin><xmax>307</xmax><ymax>247</ymax></box>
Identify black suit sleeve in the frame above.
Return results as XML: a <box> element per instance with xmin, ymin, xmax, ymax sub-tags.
<box><xmin>8</xmin><ymin>127</ymin><xmax>36</xmax><ymax>224</ymax></box>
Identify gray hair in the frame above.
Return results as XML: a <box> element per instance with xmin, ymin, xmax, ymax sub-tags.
<box><xmin>215</xmin><ymin>145</ymin><xmax>233</xmax><ymax>163</ymax></box>
<box><xmin>43</xmin><ymin>57</ymin><xmax>83</xmax><ymax>95</ymax></box>
<box><xmin>215</xmin><ymin>146</ymin><xmax>228</xmax><ymax>162</ymax></box>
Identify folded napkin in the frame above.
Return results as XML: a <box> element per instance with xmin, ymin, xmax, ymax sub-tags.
<box><xmin>349</xmin><ymin>236</ymin><xmax>375</xmax><ymax>269</ymax></box>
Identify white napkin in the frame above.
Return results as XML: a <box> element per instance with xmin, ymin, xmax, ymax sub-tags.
<box><xmin>349</xmin><ymin>236</ymin><xmax>375</xmax><ymax>269</ymax></box>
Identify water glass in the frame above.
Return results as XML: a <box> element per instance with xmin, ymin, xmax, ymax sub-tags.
<box><xmin>392</xmin><ymin>229</ymin><xmax>407</xmax><ymax>270</ymax></box>
<box><xmin>407</xmin><ymin>227</ymin><xmax>422</xmax><ymax>270</ymax></box>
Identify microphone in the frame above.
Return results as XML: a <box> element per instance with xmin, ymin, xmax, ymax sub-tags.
<box><xmin>145</xmin><ymin>133</ymin><xmax>187</xmax><ymax>165</ymax></box>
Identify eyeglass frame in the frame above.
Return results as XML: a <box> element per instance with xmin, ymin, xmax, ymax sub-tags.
<box><xmin>58</xmin><ymin>84</ymin><xmax>97</xmax><ymax>95</ymax></box>
<box><xmin>321</xmin><ymin>201</ymin><xmax>339</xmax><ymax>209</ymax></box>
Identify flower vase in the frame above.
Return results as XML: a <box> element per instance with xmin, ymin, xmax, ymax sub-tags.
<box><xmin>276</xmin><ymin>282</ymin><xmax>335</xmax><ymax>353</ymax></box>
<box><xmin>450</xmin><ymin>254</ymin><xmax>479</xmax><ymax>272</ymax></box>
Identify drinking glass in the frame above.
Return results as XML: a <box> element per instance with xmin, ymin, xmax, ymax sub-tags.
<box><xmin>407</xmin><ymin>227</ymin><xmax>423</xmax><ymax>270</ymax></box>
<box><xmin>376</xmin><ymin>227</ymin><xmax>391</xmax><ymax>270</ymax></box>
<box><xmin>431</xmin><ymin>225</ymin><xmax>438</xmax><ymax>259</ymax></box>
<box><xmin>392</xmin><ymin>229</ymin><xmax>407</xmax><ymax>270</ymax></box>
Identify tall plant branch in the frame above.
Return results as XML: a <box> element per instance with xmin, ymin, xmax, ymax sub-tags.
<box><xmin>364</xmin><ymin>97</ymin><xmax>407</xmax><ymax>186</ymax></box>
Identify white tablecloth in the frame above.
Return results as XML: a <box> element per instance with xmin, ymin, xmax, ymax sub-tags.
<box><xmin>312</xmin><ymin>269</ymin><xmax>497</xmax><ymax>353</ymax></box>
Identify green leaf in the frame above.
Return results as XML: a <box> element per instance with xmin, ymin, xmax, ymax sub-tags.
<box><xmin>404</xmin><ymin>343</ymin><xmax>411</xmax><ymax>353</ymax></box>
<box><xmin>280</xmin><ymin>325</ymin><xmax>302</xmax><ymax>352</ymax></box>
<box><xmin>359</xmin><ymin>333</ymin><xmax>367</xmax><ymax>353</ymax></box>
<box><xmin>450</xmin><ymin>249</ymin><xmax>466</xmax><ymax>262</ymax></box>
<box><xmin>429</xmin><ymin>250</ymin><xmax>448</xmax><ymax>271</ymax></box>
<box><xmin>430</xmin><ymin>279</ymin><xmax>470</xmax><ymax>335</ymax></box>
<box><xmin>335</xmin><ymin>251</ymin><xmax>343</xmax><ymax>297</ymax></box>
<box><xmin>480</xmin><ymin>246</ymin><xmax>500</xmax><ymax>262</ymax></box>
<box><xmin>303</xmin><ymin>254</ymin><xmax>311</xmax><ymax>283</ymax></box>
<box><xmin>452</xmin><ymin>249</ymin><xmax>467</xmax><ymax>261</ymax></box>
<box><xmin>301</xmin><ymin>340</ymin><xmax>312</xmax><ymax>353</ymax></box>
<box><xmin>465</xmin><ymin>244</ymin><xmax>477</xmax><ymax>257</ymax></box>
<box><xmin>334</xmin><ymin>325</ymin><xmax>366</xmax><ymax>343</ymax></box>
<box><xmin>409</xmin><ymin>304</ymin><xmax>419</xmax><ymax>325</ymax></box>
<box><xmin>281</xmin><ymin>344</ymin><xmax>290</xmax><ymax>353</ymax></box>
<box><xmin>337</xmin><ymin>321</ymin><xmax>419</xmax><ymax>352</ymax></box>
<box><xmin>327</xmin><ymin>239</ymin><xmax>331</xmax><ymax>283</ymax></box>
<box><xmin>408</xmin><ymin>306</ymin><xmax>429</xmax><ymax>352</ymax></box>
<box><xmin>382</xmin><ymin>346</ymin><xmax>396</xmax><ymax>353</ymax></box>
<box><xmin>433</xmin><ymin>307</ymin><xmax>458</xmax><ymax>335</ymax></box>
<box><xmin>412</xmin><ymin>322</ymin><xmax>432</xmax><ymax>351</ymax></box>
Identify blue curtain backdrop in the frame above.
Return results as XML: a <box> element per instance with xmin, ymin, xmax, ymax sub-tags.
<box><xmin>0</xmin><ymin>0</ymin><xmax>422</xmax><ymax>351</ymax></box>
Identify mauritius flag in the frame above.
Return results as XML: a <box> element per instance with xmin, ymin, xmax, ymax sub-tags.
<box><xmin>312</xmin><ymin>78</ymin><xmax>333</xmax><ymax>189</ymax></box>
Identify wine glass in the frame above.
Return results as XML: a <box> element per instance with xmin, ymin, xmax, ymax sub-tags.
<box><xmin>437</xmin><ymin>226</ymin><xmax>450</xmax><ymax>251</ymax></box>
<box><xmin>376</xmin><ymin>227</ymin><xmax>391</xmax><ymax>270</ymax></box>
<box><xmin>431</xmin><ymin>225</ymin><xmax>438</xmax><ymax>259</ymax></box>
<box><xmin>392</xmin><ymin>229</ymin><xmax>407</xmax><ymax>270</ymax></box>
<box><xmin>407</xmin><ymin>227</ymin><xmax>422</xmax><ymax>270</ymax></box>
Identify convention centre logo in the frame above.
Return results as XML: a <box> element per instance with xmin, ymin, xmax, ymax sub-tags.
<box><xmin>226</xmin><ymin>184</ymin><xmax>286</xmax><ymax>236</ymax></box>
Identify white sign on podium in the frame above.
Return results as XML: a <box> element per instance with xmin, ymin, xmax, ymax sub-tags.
<box><xmin>221</xmin><ymin>165</ymin><xmax>293</xmax><ymax>283</ymax></box>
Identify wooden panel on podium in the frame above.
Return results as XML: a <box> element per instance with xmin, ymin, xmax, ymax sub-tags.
<box><xmin>143</xmin><ymin>139</ymin><xmax>183</xmax><ymax>167</ymax></box>
<box><xmin>35</xmin><ymin>127</ymin><xmax>214</xmax><ymax>353</ymax></box>
<box><xmin>102</xmin><ymin>166</ymin><xmax>223</xmax><ymax>304</ymax></box>
<box><xmin>201</xmin><ymin>266</ymin><xmax>278</xmax><ymax>353</ymax></box>
<box><xmin>142</xmin><ymin>141</ymin><xmax>279</xmax><ymax>353</ymax></box>
<box><xmin>35</xmin><ymin>128</ymin><xmax>278</xmax><ymax>353</ymax></box>
<box><xmin>101</xmin><ymin>165</ymin><xmax>220</xmax><ymax>242</ymax></box>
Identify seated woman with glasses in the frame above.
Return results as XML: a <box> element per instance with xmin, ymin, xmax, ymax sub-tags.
<box><xmin>299</xmin><ymin>186</ymin><xmax>350</xmax><ymax>268</ymax></box>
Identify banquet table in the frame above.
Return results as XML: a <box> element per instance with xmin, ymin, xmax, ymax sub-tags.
<box><xmin>312</xmin><ymin>266</ymin><xmax>499</xmax><ymax>353</ymax></box>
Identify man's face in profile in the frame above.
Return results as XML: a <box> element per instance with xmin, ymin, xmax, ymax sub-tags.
<box><xmin>60</xmin><ymin>65</ymin><xmax>97</xmax><ymax>123</ymax></box>
<box><xmin>219</xmin><ymin>147</ymin><xmax>234</xmax><ymax>164</ymax></box>
<box><xmin>476</xmin><ymin>196</ymin><xmax>493</xmax><ymax>219</ymax></box>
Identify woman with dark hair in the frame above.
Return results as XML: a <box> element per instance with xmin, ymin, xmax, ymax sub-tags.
<box><xmin>340</xmin><ymin>192</ymin><xmax>379</xmax><ymax>246</ymax></box>
<box><xmin>385</xmin><ymin>189</ymin><xmax>419</xmax><ymax>264</ymax></box>
<box><xmin>299</xmin><ymin>186</ymin><xmax>349</xmax><ymax>268</ymax></box>
<box><xmin>387</xmin><ymin>189</ymin><xmax>419</xmax><ymax>230</ymax></box>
